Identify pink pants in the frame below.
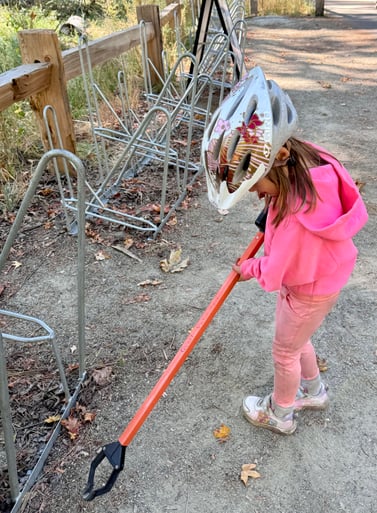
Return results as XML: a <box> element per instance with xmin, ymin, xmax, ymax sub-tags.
<box><xmin>272</xmin><ymin>286</ymin><xmax>339</xmax><ymax>408</ymax></box>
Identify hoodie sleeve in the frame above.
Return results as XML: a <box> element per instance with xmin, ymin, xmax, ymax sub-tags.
<box><xmin>239</xmin><ymin>212</ymin><xmax>357</xmax><ymax>292</ymax></box>
<box><xmin>239</xmin><ymin>215</ymin><xmax>312</xmax><ymax>291</ymax></box>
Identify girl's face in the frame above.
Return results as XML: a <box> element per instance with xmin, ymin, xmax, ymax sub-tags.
<box><xmin>249</xmin><ymin>177</ymin><xmax>279</xmax><ymax>199</ymax></box>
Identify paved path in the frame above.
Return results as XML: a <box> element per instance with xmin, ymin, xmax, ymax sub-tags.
<box><xmin>325</xmin><ymin>0</ymin><xmax>377</xmax><ymax>28</ymax></box>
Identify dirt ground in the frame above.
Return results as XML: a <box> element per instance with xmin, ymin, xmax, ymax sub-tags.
<box><xmin>1</xmin><ymin>5</ymin><xmax>377</xmax><ymax>513</ymax></box>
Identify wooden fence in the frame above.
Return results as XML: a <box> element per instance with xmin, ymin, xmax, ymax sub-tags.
<box><xmin>0</xmin><ymin>3</ymin><xmax>181</xmax><ymax>159</ymax></box>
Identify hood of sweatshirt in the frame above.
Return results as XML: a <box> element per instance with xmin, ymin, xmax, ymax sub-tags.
<box><xmin>295</xmin><ymin>150</ymin><xmax>368</xmax><ymax>241</ymax></box>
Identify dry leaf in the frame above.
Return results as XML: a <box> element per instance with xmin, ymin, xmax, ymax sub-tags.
<box><xmin>138</xmin><ymin>279</ymin><xmax>163</xmax><ymax>287</ymax></box>
<box><xmin>67</xmin><ymin>363</ymin><xmax>79</xmax><ymax>373</ymax></box>
<box><xmin>354</xmin><ymin>179</ymin><xmax>365</xmax><ymax>191</ymax></box>
<box><xmin>240</xmin><ymin>463</ymin><xmax>261</xmax><ymax>485</ymax></box>
<box><xmin>39</xmin><ymin>187</ymin><xmax>54</xmax><ymax>196</ymax></box>
<box><xmin>61</xmin><ymin>416</ymin><xmax>80</xmax><ymax>440</ymax></box>
<box><xmin>11</xmin><ymin>261</ymin><xmax>22</xmax><ymax>269</ymax></box>
<box><xmin>169</xmin><ymin>248</ymin><xmax>182</xmax><ymax>265</ymax></box>
<box><xmin>85</xmin><ymin>225</ymin><xmax>105</xmax><ymax>244</ymax></box>
<box><xmin>123</xmin><ymin>293</ymin><xmax>151</xmax><ymax>304</ymax></box>
<box><xmin>242</xmin><ymin>463</ymin><xmax>257</xmax><ymax>471</ymax></box>
<box><xmin>171</xmin><ymin>259</ymin><xmax>189</xmax><ymax>273</ymax></box>
<box><xmin>167</xmin><ymin>215</ymin><xmax>177</xmax><ymax>226</ymax></box>
<box><xmin>92</xmin><ymin>366</ymin><xmax>113</xmax><ymax>386</ymax></box>
<box><xmin>139</xmin><ymin>203</ymin><xmax>164</xmax><ymax>213</ymax></box>
<box><xmin>213</xmin><ymin>423</ymin><xmax>231</xmax><ymax>442</ymax></box>
<box><xmin>124</xmin><ymin>238</ymin><xmax>134</xmax><ymax>249</ymax></box>
<box><xmin>240</xmin><ymin>471</ymin><xmax>249</xmax><ymax>485</ymax></box>
<box><xmin>316</xmin><ymin>355</ymin><xmax>328</xmax><ymax>372</ymax></box>
<box><xmin>83</xmin><ymin>412</ymin><xmax>96</xmax><ymax>423</ymax></box>
<box><xmin>44</xmin><ymin>415</ymin><xmax>61</xmax><ymax>424</ymax></box>
<box><xmin>160</xmin><ymin>248</ymin><xmax>189</xmax><ymax>273</ymax></box>
<box><xmin>95</xmin><ymin>250</ymin><xmax>111</xmax><ymax>261</ymax></box>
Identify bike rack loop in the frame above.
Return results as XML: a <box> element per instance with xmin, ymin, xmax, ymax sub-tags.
<box><xmin>0</xmin><ymin>149</ymin><xmax>87</xmax><ymax>512</ymax></box>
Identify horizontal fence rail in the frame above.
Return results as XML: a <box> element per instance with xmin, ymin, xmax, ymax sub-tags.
<box><xmin>0</xmin><ymin>4</ymin><xmax>179</xmax><ymax>113</ymax></box>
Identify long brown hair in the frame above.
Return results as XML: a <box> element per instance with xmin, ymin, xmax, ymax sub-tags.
<box><xmin>265</xmin><ymin>137</ymin><xmax>330</xmax><ymax>226</ymax></box>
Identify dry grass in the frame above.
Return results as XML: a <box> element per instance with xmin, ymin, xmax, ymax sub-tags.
<box><xmin>258</xmin><ymin>0</ymin><xmax>314</xmax><ymax>16</ymax></box>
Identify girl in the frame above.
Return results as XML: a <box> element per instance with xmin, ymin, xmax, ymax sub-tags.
<box><xmin>201</xmin><ymin>66</ymin><xmax>368</xmax><ymax>435</ymax></box>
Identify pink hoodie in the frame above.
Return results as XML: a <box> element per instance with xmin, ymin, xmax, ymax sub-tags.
<box><xmin>240</xmin><ymin>148</ymin><xmax>368</xmax><ymax>295</ymax></box>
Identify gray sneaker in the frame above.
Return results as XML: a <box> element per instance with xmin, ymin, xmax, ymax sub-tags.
<box><xmin>243</xmin><ymin>394</ymin><xmax>297</xmax><ymax>435</ymax></box>
<box><xmin>294</xmin><ymin>383</ymin><xmax>329</xmax><ymax>411</ymax></box>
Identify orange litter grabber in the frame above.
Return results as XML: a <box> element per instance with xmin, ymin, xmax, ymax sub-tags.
<box><xmin>82</xmin><ymin>210</ymin><xmax>267</xmax><ymax>501</ymax></box>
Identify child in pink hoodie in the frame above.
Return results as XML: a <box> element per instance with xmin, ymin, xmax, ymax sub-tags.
<box><xmin>202</xmin><ymin>67</ymin><xmax>368</xmax><ymax>434</ymax></box>
<box><xmin>233</xmin><ymin>138</ymin><xmax>368</xmax><ymax>434</ymax></box>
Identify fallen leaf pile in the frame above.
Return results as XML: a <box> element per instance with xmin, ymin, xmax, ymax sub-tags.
<box><xmin>61</xmin><ymin>403</ymin><xmax>97</xmax><ymax>440</ymax></box>
<box><xmin>55</xmin><ymin>366</ymin><xmax>113</xmax><ymax>441</ymax></box>
<box><xmin>160</xmin><ymin>248</ymin><xmax>189</xmax><ymax>273</ymax></box>
<box><xmin>240</xmin><ymin>463</ymin><xmax>261</xmax><ymax>485</ymax></box>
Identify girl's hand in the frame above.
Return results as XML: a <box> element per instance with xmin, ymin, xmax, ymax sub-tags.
<box><xmin>232</xmin><ymin>263</ymin><xmax>247</xmax><ymax>282</ymax></box>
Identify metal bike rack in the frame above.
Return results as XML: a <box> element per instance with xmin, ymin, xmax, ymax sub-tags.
<box><xmin>0</xmin><ymin>150</ymin><xmax>87</xmax><ymax>513</ymax></box>
<box><xmin>42</xmin><ymin>8</ymin><xmax>248</xmax><ymax>241</ymax></box>
<box><xmin>47</xmin><ymin>33</ymin><xmax>207</xmax><ymax>238</ymax></box>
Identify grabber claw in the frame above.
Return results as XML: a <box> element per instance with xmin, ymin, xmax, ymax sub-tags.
<box><xmin>82</xmin><ymin>442</ymin><xmax>126</xmax><ymax>501</ymax></box>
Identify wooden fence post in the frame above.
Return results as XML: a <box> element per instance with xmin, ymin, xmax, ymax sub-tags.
<box><xmin>136</xmin><ymin>5</ymin><xmax>164</xmax><ymax>89</ymax></box>
<box><xmin>250</xmin><ymin>0</ymin><xmax>258</xmax><ymax>16</ymax></box>
<box><xmin>18</xmin><ymin>30</ymin><xmax>76</xmax><ymax>171</ymax></box>
<box><xmin>165</xmin><ymin>0</ymin><xmax>180</xmax><ymax>30</ymax></box>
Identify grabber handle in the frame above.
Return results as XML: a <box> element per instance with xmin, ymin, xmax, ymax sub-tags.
<box><xmin>82</xmin><ymin>442</ymin><xmax>126</xmax><ymax>501</ymax></box>
<box><xmin>82</xmin><ymin>209</ymin><xmax>266</xmax><ymax>500</ymax></box>
<box><xmin>117</xmin><ymin>229</ymin><xmax>265</xmax><ymax>448</ymax></box>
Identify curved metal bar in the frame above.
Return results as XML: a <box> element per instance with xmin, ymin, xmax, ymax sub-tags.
<box><xmin>0</xmin><ymin>333</ymin><xmax>20</xmax><ymax>501</ymax></box>
<box><xmin>0</xmin><ymin>149</ymin><xmax>87</xmax><ymax>512</ymax></box>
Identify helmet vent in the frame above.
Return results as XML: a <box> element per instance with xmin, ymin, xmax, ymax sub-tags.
<box><xmin>244</xmin><ymin>98</ymin><xmax>257</xmax><ymax>125</ymax></box>
<box><xmin>212</xmin><ymin>131</ymin><xmax>225</xmax><ymax>160</ymax></box>
<box><xmin>286</xmin><ymin>105</ymin><xmax>293</xmax><ymax>123</ymax></box>
<box><xmin>207</xmin><ymin>111</ymin><xmax>220</xmax><ymax>137</ymax></box>
<box><xmin>226</xmin><ymin>94</ymin><xmax>244</xmax><ymax>120</ymax></box>
<box><xmin>271</xmin><ymin>97</ymin><xmax>280</xmax><ymax>126</ymax></box>
<box><xmin>227</xmin><ymin>132</ymin><xmax>241</xmax><ymax>160</ymax></box>
<box><xmin>233</xmin><ymin>152</ymin><xmax>251</xmax><ymax>184</ymax></box>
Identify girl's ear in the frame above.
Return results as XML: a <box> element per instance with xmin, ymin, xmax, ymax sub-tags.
<box><xmin>275</xmin><ymin>147</ymin><xmax>290</xmax><ymax>162</ymax></box>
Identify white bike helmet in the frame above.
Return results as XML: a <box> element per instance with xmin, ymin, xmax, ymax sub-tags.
<box><xmin>202</xmin><ymin>66</ymin><xmax>298</xmax><ymax>210</ymax></box>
